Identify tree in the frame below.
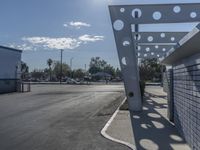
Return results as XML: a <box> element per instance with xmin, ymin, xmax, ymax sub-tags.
<box><xmin>104</xmin><ymin>64</ymin><xmax>115</xmax><ymax>77</ymax></box>
<box><xmin>21</xmin><ymin>61</ymin><xmax>29</xmax><ymax>79</ymax></box>
<box><xmin>139</xmin><ymin>58</ymin><xmax>165</xmax><ymax>82</ymax></box>
<box><xmin>31</xmin><ymin>69</ymin><xmax>45</xmax><ymax>80</ymax></box>
<box><xmin>73</xmin><ymin>69</ymin><xmax>85</xmax><ymax>79</ymax></box>
<box><xmin>47</xmin><ymin>58</ymin><xmax>53</xmax><ymax>81</ymax></box>
<box><xmin>88</xmin><ymin>57</ymin><xmax>115</xmax><ymax>75</ymax></box>
<box><xmin>89</xmin><ymin>57</ymin><xmax>103</xmax><ymax>74</ymax></box>
<box><xmin>52</xmin><ymin>61</ymin><xmax>71</xmax><ymax>79</ymax></box>
<box><xmin>115</xmin><ymin>68</ymin><xmax>122</xmax><ymax>78</ymax></box>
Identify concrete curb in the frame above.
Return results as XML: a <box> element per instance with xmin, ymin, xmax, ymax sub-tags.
<box><xmin>101</xmin><ymin>97</ymin><xmax>136</xmax><ymax>150</ymax></box>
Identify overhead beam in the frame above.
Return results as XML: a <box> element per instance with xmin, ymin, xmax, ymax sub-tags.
<box><xmin>109</xmin><ymin>3</ymin><xmax>200</xmax><ymax>24</ymax></box>
<box><xmin>132</xmin><ymin>32</ymin><xmax>188</xmax><ymax>43</ymax></box>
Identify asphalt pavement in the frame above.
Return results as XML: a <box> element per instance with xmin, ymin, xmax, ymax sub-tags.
<box><xmin>0</xmin><ymin>84</ymin><xmax>130</xmax><ymax>150</ymax></box>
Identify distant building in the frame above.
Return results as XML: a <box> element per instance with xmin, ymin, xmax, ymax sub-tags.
<box><xmin>92</xmin><ymin>72</ymin><xmax>112</xmax><ymax>78</ymax></box>
<box><xmin>0</xmin><ymin>46</ymin><xmax>22</xmax><ymax>93</ymax></box>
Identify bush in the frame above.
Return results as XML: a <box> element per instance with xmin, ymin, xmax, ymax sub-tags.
<box><xmin>140</xmin><ymin>80</ymin><xmax>146</xmax><ymax>100</ymax></box>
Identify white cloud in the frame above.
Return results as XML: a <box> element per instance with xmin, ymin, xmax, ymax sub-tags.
<box><xmin>63</xmin><ymin>24</ymin><xmax>68</xmax><ymax>27</ymax></box>
<box><xmin>79</xmin><ymin>34</ymin><xmax>104</xmax><ymax>42</ymax></box>
<box><xmin>20</xmin><ymin>34</ymin><xmax>104</xmax><ymax>51</ymax></box>
<box><xmin>64</xmin><ymin>21</ymin><xmax>91</xmax><ymax>29</ymax></box>
<box><xmin>22</xmin><ymin>37</ymin><xmax>81</xmax><ymax>50</ymax></box>
<box><xmin>8</xmin><ymin>43</ymin><xmax>34</xmax><ymax>51</ymax></box>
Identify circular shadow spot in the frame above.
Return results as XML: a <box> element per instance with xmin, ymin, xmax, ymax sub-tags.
<box><xmin>143</xmin><ymin>107</ymin><xmax>149</xmax><ymax>110</ymax></box>
<box><xmin>140</xmin><ymin>139</ymin><xmax>159</xmax><ymax>150</ymax></box>
<box><xmin>152</xmin><ymin>121</ymin><xmax>164</xmax><ymax>129</ymax></box>
<box><xmin>147</xmin><ymin>113</ymin><xmax>161</xmax><ymax>118</ymax></box>
<box><xmin>170</xmin><ymin>135</ymin><xmax>183</xmax><ymax>142</ymax></box>
<box><xmin>133</xmin><ymin>115</ymin><xmax>140</xmax><ymax>119</ymax></box>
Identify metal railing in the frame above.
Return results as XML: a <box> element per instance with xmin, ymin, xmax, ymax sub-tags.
<box><xmin>17</xmin><ymin>81</ymin><xmax>31</xmax><ymax>93</ymax></box>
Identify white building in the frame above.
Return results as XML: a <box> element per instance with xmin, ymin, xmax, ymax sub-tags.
<box><xmin>0</xmin><ymin>46</ymin><xmax>22</xmax><ymax>93</ymax></box>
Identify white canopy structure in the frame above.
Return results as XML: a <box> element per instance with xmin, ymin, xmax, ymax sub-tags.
<box><xmin>109</xmin><ymin>3</ymin><xmax>200</xmax><ymax>111</ymax></box>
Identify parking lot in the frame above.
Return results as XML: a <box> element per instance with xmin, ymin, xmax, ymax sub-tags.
<box><xmin>0</xmin><ymin>84</ymin><xmax>130</xmax><ymax>150</ymax></box>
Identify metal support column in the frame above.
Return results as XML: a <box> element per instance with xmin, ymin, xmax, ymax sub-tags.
<box><xmin>109</xmin><ymin>9</ymin><xmax>142</xmax><ymax>111</ymax></box>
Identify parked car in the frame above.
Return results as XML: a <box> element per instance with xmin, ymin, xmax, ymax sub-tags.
<box><xmin>65</xmin><ymin>78</ymin><xmax>80</xmax><ymax>84</ymax></box>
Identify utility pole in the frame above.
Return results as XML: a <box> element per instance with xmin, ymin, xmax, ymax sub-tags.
<box><xmin>60</xmin><ymin>49</ymin><xmax>64</xmax><ymax>84</ymax></box>
<box><xmin>84</xmin><ymin>64</ymin><xmax>87</xmax><ymax>72</ymax></box>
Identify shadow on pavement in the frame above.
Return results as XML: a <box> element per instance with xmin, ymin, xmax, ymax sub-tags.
<box><xmin>129</xmin><ymin>88</ymin><xmax>190</xmax><ymax>150</ymax></box>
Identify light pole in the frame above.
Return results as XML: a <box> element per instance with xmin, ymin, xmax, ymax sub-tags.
<box><xmin>60</xmin><ymin>49</ymin><xmax>64</xmax><ymax>84</ymax></box>
<box><xmin>70</xmin><ymin>57</ymin><xmax>74</xmax><ymax>78</ymax></box>
<box><xmin>70</xmin><ymin>57</ymin><xmax>74</xmax><ymax>70</ymax></box>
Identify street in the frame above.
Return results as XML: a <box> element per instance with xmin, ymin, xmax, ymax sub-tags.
<box><xmin>0</xmin><ymin>84</ymin><xmax>130</xmax><ymax>150</ymax></box>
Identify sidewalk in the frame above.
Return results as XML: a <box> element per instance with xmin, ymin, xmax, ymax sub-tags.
<box><xmin>103</xmin><ymin>86</ymin><xmax>191</xmax><ymax>150</ymax></box>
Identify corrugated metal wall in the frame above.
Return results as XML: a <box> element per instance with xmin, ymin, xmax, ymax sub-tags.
<box><xmin>0</xmin><ymin>47</ymin><xmax>21</xmax><ymax>93</ymax></box>
<box><xmin>172</xmin><ymin>53</ymin><xmax>200</xmax><ymax>149</ymax></box>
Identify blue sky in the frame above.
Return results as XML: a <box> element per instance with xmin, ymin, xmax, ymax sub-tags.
<box><xmin>0</xmin><ymin>0</ymin><xmax>200</xmax><ymax>70</ymax></box>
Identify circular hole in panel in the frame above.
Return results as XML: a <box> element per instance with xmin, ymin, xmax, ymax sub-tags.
<box><xmin>132</xmin><ymin>8</ymin><xmax>142</xmax><ymax>18</ymax></box>
<box><xmin>138</xmin><ymin>53</ymin><xmax>141</xmax><ymax>57</ymax></box>
<box><xmin>173</xmin><ymin>6</ymin><xmax>181</xmax><ymax>13</ymax></box>
<box><xmin>129</xmin><ymin>92</ymin><xmax>134</xmax><ymax>97</ymax></box>
<box><xmin>121</xmin><ymin>57</ymin><xmax>127</xmax><ymax>65</ymax></box>
<box><xmin>146</xmin><ymin>47</ymin><xmax>150</xmax><ymax>52</ymax></box>
<box><xmin>157</xmin><ymin>54</ymin><xmax>160</xmax><ymax>57</ymax></box>
<box><xmin>155</xmin><ymin>45</ymin><xmax>159</xmax><ymax>49</ymax></box>
<box><xmin>134</xmin><ymin>34</ymin><xmax>141</xmax><ymax>41</ymax></box>
<box><xmin>151</xmin><ymin>52</ymin><xmax>154</xmax><ymax>55</ymax></box>
<box><xmin>120</xmin><ymin>8</ymin><xmax>125</xmax><ymax>13</ymax></box>
<box><xmin>113</xmin><ymin>20</ymin><xmax>124</xmax><ymax>31</ymax></box>
<box><xmin>148</xmin><ymin>36</ymin><xmax>153</xmax><ymax>42</ymax></box>
<box><xmin>144</xmin><ymin>54</ymin><xmax>147</xmax><ymax>57</ymax></box>
<box><xmin>123</xmin><ymin>41</ymin><xmax>130</xmax><ymax>46</ymax></box>
<box><xmin>153</xmin><ymin>11</ymin><xmax>162</xmax><ymax>20</ymax></box>
<box><xmin>160</xmin><ymin>33</ymin><xmax>166</xmax><ymax>38</ymax></box>
<box><xmin>190</xmin><ymin>12</ymin><xmax>197</xmax><ymax>18</ymax></box>
<box><xmin>162</xmin><ymin>48</ymin><xmax>166</xmax><ymax>52</ymax></box>
<box><xmin>136</xmin><ymin>46</ymin><xmax>141</xmax><ymax>51</ymax></box>
<box><xmin>171</xmin><ymin>37</ymin><xmax>175</xmax><ymax>41</ymax></box>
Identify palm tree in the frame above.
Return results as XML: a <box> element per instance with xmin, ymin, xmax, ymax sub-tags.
<box><xmin>47</xmin><ymin>58</ymin><xmax>53</xmax><ymax>81</ymax></box>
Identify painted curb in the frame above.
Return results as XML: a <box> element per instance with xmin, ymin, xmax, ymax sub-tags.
<box><xmin>101</xmin><ymin>97</ymin><xmax>136</xmax><ymax>150</ymax></box>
